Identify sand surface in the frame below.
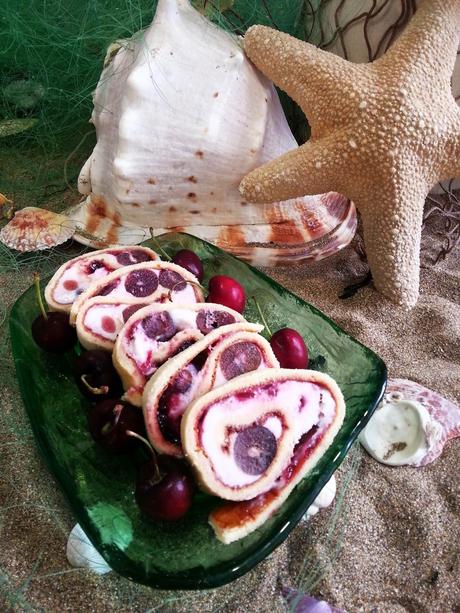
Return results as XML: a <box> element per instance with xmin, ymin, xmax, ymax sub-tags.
<box><xmin>0</xmin><ymin>220</ymin><xmax>459</xmax><ymax>612</ymax></box>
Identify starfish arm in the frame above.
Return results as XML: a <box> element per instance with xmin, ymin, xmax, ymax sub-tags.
<box><xmin>359</xmin><ymin>178</ymin><xmax>429</xmax><ymax>308</ymax></box>
<box><xmin>440</xmin><ymin>112</ymin><xmax>460</xmax><ymax>180</ymax></box>
<box><xmin>380</xmin><ymin>0</ymin><xmax>460</xmax><ymax>83</ymax></box>
<box><xmin>239</xmin><ymin>136</ymin><xmax>348</xmax><ymax>203</ymax></box>
<box><xmin>243</xmin><ymin>25</ymin><xmax>353</xmax><ymax>120</ymax></box>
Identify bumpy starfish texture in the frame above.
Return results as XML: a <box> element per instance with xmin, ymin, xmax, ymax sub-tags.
<box><xmin>240</xmin><ymin>0</ymin><xmax>460</xmax><ymax>307</ymax></box>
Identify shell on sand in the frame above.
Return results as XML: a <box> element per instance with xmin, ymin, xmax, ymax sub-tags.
<box><xmin>302</xmin><ymin>475</ymin><xmax>337</xmax><ymax>520</ymax></box>
<box><xmin>66</xmin><ymin>524</ymin><xmax>111</xmax><ymax>575</ymax></box>
<box><xmin>0</xmin><ymin>207</ymin><xmax>76</xmax><ymax>252</ymax></box>
<box><xmin>67</xmin><ymin>0</ymin><xmax>356</xmax><ymax>264</ymax></box>
<box><xmin>360</xmin><ymin>378</ymin><xmax>460</xmax><ymax>467</ymax></box>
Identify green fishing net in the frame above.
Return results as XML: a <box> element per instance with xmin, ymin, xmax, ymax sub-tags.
<box><xmin>0</xmin><ymin>0</ymin><xmax>424</xmax><ymax>609</ymax></box>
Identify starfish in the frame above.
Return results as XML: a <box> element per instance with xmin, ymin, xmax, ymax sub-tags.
<box><xmin>240</xmin><ymin>0</ymin><xmax>460</xmax><ymax>307</ymax></box>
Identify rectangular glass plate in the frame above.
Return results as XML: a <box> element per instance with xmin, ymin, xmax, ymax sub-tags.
<box><xmin>9</xmin><ymin>232</ymin><xmax>386</xmax><ymax>589</ymax></box>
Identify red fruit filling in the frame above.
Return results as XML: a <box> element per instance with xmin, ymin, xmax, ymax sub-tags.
<box><xmin>141</xmin><ymin>312</ymin><xmax>176</xmax><ymax>341</ymax></box>
<box><xmin>125</xmin><ymin>269</ymin><xmax>159</xmax><ymax>297</ymax></box>
<box><xmin>220</xmin><ymin>342</ymin><xmax>262</xmax><ymax>380</ymax></box>
<box><xmin>158</xmin><ymin>365</ymin><xmax>197</xmax><ymax>444</ymax></box>
<box><xmin>233</xmin><ymin>425</ymin><xmax>277</xmax><ymax>475</ymax></box>
<box><xmin>210</xmin><ymin>425</ymin><xmax>323</xmax><ymax>530</ymax></box>
<box><xmin>101</xmin><ymin>315</ymin><xmax>116</xmax><ymax>334</ymax></box>
<box><xmin>97</xmin><ymin>279</ymin><xmax>121</xmax><ymax>296</ymax></box>
<box><xmin>87</xmin><ymin>259</ymin><xmax>106</xmax><ymax>274</ymax></box>
<box><xmin>196</xmin><ymin>310</ymin><xmax>235</xmax><ymax>334</ymax></box>
<box><xmin>63</xmin><ymin>279</ymin><xmax>78</xmax><ymax>291</ymax></box>
<box><xmin>158</xmin><ymin>270</ymin><xmax>186</xmax><ymax>290</ymax></box>
<box><xmin>115</xmin><ymin>249</ymin><xmax>151</xmax><ymax>265</ymax></box>
<box><xmin>122</xmin><ymin>303</ymin><xmax>146</xmax><ymax>323</ymax></box>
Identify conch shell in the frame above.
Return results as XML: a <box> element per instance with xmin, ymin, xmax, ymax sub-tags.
<box><xmin>68</xmin><ymin>0</ymin><xmax>356</xmax><ymax>264</ymax></box>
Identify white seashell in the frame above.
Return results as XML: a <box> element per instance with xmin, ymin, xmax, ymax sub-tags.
<box><xmin>360</xmin><ymin>378</ymin><xmax>460</xmax><ymax>467</ymax></box>
<box><xmin>360</xmin><ymin>400</ymin><xmax>439</xmax><ymax>466</ymax></box>
<box><xmin>66</xmin><ymin>524</ymin><xmax>112</xmax><ymax>575</ymax></box>
<box><xmin>0</xmin><ymin>207</ymin><xmax>76</xmax><ymax>252</ymax></box>
<box><xmin>67</xmin><ymin>0</ymin><xmax>356</xmax><ymax>263</ymax></box>
<box><xmin>303</xmin><ymin>475</ymin><xmax>336</xmax><ymax>520</ymax></box>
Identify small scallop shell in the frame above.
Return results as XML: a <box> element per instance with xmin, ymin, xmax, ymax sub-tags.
<box><xmin>66</xmin><ymin>524</ymin><xmax>111</xmax><ymax>575</ymax></box>
<box><xmin>0</xmin><ymin>207</ymin><xmax>76</xmax><ymax>252</ymax></box>
<box><xmin>360</xmin><ymin>378</ymin><xmax>460</xmax><ymax>467</ymax></box>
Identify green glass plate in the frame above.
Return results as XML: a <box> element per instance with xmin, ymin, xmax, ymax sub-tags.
<box><xmin>9</xmin><ymin>232</ymin><xmax>386</xmax><ymax>589</ymax></box>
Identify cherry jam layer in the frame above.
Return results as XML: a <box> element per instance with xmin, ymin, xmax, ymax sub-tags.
<box><xmin>209</xmin><ymin>424</ymin><xmax>327</xmax><ymax>532</ymax></box>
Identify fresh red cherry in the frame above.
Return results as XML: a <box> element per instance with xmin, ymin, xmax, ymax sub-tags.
<box><xmin>207</xmin><ymin>275</ymin><xmax>245</xmax><ymax>313</ymax></box>
<box><xmin>270</xmin><ymin>328</ymin><xmax>309</xmax><ymax>369</ymax></box>
<box><xmin>172</xmin><ymin>249</ymin><xmax>204</xmax><ymax>283</ymax></box>
<box><xmin>135</xmin><ymin>456</ymin><xmax>194</xmax><ymax>521</ymax></box>
<box><xmin>32</xmin><ymin>312</ymin><xmax>76</xmax><ymax>353</ymax></box>
<box><xmin>88</xmin><ymin>399</ymin><xmax>145</xmax><ymax>453</ymax></box>
<box><xmin>31</xmin><ymin>274</ymin><xmax>76</xmax><ymax>353</ymax></box>
<box><xmin>75</xmin><ymin>349</ymin><xmax>123</xmax><ymax>399</ymax></box>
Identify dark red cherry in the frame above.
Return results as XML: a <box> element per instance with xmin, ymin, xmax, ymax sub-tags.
<box><xmin>125</xmin><ymin>269</ymin><xmax>158</xmax><ymax>297</ymax></box>
<box><xmin>158</xmin><ymin>269</ymin><xmax>186</xmax><ymax>291</ymax></box>
<box><xmin>31</xmin><ymin>274</ymin><xmax>76</xmax><ymax>353</ymax></box>
<box><xmin>32</xmin><ymin>312</ymin><xmax>76</xmax><ymax>353</ymax></box>
<box><xmin>270</xmin><ymin>328</ymin><xmax>309</xmax><ymax>369</ymax></box>
<box><xmin>135</xmin><ymin>456</ymin><xmax>194</xmax><ymax>521</ymax></box>
<box><xmin>172</xmin><ymin>249</ymin><xmax>204</xmax><ymax>282</ymax></box>
<box><xmin>115</xmin><ymin>249</ymin><xmax>151</xmax><ymax>265</ymax></box>
<box><xmin>74</xmin><ymin>349</ymin><xmax>122</xmax><ymax>399</ymax></box>
<box><xmin>207</xmin><ymin>275</ymin><xmax>245</xmax><ymax>313</ymax></box>
<box><xmin>88</xmin><ymin>399</ymin><xmax>145</xmax><ymax>453</ymax></box>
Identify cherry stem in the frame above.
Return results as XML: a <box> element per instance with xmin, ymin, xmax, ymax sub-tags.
<box><xmin>168</xmin><ymin>279</ymin><xmax>205</xmax><ymax>302</ymax></box>
<box><xmin>149</xmin><ymin>228</ymin><xmax>172</xmax><ymax>261</ymax></box>
<box><xmin>251</xmin><ymin>296</ymin><xmax>272</xmax><ymax>337</ymax></box>
<box><xmin>126</xmin><ymin>430</ymin><xmax>161</xmax><ymax>481</ymax></box>
<box><xmin>34</xmin><ymin>273</ymin><xmax>48</xmax><ymax>320</ymax></box>
<box><xmin>80</xmin><ymin>374</ymin><xmax>109</xmax><ymax>395</ymax></box>
<box><xmin>101</xmin><ymin>403</ymin><xmax>123</xmax><ymax>436</ymax></box>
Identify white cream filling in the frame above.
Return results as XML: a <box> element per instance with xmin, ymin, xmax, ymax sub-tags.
<box><xmin>84</xmin><ymin>303</ymin><xmax>126</xmax><ymax>341</ymax></box>
<box><xmin>201</xmin><ymin>381</ymin><xmax>336</xmax><ymax>488</ymax></box>
<box><xmin>124</xmin><ymin>307</ymin><xmax>200</xmax><ymax>372</ymax></box>
<box><xmin>129</xmin><ymin>327</ymin><xmax>157</xmax><ymax>367</ymax></box>
<box><xmin>170</xmin><ymin>308</ymin><xmax>200</xmax><ymax>329</ymax></box>
<box><xmin>54</xmin><ymin>259</ymin><xmax>114</xmax><ymax>304</ymax></box>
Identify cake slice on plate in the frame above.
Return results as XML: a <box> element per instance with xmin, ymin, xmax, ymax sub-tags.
<box><xmin>180</xmin><ymin>368</ymin><xmax>345</xmax><ymax>543</ymax></box>
<box><xmin>113</xmin><ymin>303</ymin><xmax>245</xmax><ymax>406</ymax></box>
<box><xmin>45</xmin><ymin>246</ymin><xmax>159</xmax><ymax>312</ymax></box>
<box><xmin>69</xmin><ymin>261</ymin><xmax>203</xmax><ymax>325</ymax></box>
<box><xmin>143</xmin><ymin>322</ymin><xmax>279</xmax><ymax>457</ymax></box>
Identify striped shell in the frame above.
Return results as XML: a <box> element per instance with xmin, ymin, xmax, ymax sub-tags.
<box><xmin>0</xmin><ymin>207</ymin><xmax>76</xmax><ymax>252</ymax></box>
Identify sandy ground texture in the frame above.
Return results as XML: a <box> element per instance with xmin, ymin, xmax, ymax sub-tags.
<box><xmin>0</xmin><ymin>218</ymin><xmax>459</xmax><ymax>613</ymax></box>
